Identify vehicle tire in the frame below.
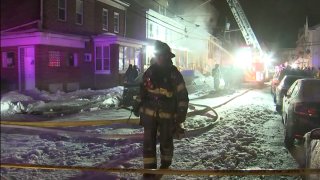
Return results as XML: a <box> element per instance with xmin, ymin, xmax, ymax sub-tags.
<box><xmin>284</xmin><ymin>123</ymin><xmax>294</xmax><ymax>147</ymax></box>
<box><xmin>273</xmin><ymin>95</ymin><xmax>276</xmax><ymax>103</ymax></box>
<box><xmin>276</xmin><ymin>105</ymin><xmax>281</xmax><ymax>112</ymax></box>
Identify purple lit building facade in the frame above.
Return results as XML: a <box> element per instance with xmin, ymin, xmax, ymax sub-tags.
<box><xmin>1</xmin><ymin>0</ymin><xmax>146</xmax><ymax>92</ymax></box>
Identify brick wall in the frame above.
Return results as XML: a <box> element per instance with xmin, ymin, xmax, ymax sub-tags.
<box><xmin>94</xmin><ymin>1</ymin><xmax>125</xmax><ymax>36</ymax></box>
<box><xmin>125</xmin><ymin>1</ymin><xmax>147</xmax><ymax>41</ymax></box>
<box><xmin>0</xmin><ymin>0</ymin><xmax>40</xmax><ymax>30</ymax></box>
<box><xmin>43</xmin><ymin>0</ymin><xmax>96</xmax><ymax>35</ymax></box>
<box><xmin>35</xmin><ymin>45</ymin><xmax>86</xmax><ymax>91</ymax></box>
<box><xmin>43</xmin><ymin>0</ymin><xmax>125</xmax><ymax>36</ymax></box>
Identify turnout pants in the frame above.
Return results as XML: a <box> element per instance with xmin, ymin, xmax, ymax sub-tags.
<box><xmin>141</xmin><ymin>112</ymin><xmax>175</xmax><ymax>169</ymax></box>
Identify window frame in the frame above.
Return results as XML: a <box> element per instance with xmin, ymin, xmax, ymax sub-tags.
<box><xmin>1</xmin><ymin>52</ymin><xmax>15</xmax><ymax>68</ymax></box>
<box><xmin>114</xmin><ymin>12</ymin><xmax>120</xmax><ymax>33</ymax></box>
<box><xmin>75</xmin><ymin>0</ymin><xmax>83</xmax><ymax>25</ymax></box>
<box><xmin>84</xmin><ymin>53</ymin><xmax>92</xmax><ymax>62</ymax></box>
<box><xmin>67</xmin><ymin>53</ymin><xmax>79</xmax><ymax>67</ymax></box>
<box><xmin>291</xmin><ymin>82</ymin><xmax>300</xmax><ymax>98</ymax></box>
<box><xmin>58</xmin><ymin>0</ymin><xmax>67</xmax><ymax>21</ymax></box>
<box><xmin>102</xmin><ymin>8</ymin><xmax>108</xmax><ymax>31</ymax></box>
<box><xmin>95</xmin><ymin>44</ymin><xmax>111</xmax><ymax>74</ymax></box>
<box><xmin>286</xmin><ymin>81</ymin><xmax>297</xmax><ymax>96</ymax></box>
<box><xmin>48</xmin><ymin>51</ymin><xmax>61</xmax><ymax>67</ymax></box>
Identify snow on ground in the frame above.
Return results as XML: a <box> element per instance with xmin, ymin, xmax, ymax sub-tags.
<box><xmin>0</xmin><ymin>87</ymin><xmax>123</xmax><ymax>116</ymax></box>
<box><xmin>117</xmin><ymin>87</ymin><xmax>300</xmax><ymax>180</ymax></box>
<box><xmin>1</xmin><ymin>87</ymin><xmax>302</xmax><ymax>180</ymax></box>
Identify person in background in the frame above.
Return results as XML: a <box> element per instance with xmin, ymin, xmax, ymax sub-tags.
<box><xmin>125</xmin><ymin>64</ymin><xmax>134</xmax><ymax>83</ymax></box>
<box><xmin>212</xmin><ymin>64</ymin><xmax>221</xmax><ymax>91</ymax></box>
<box><xmin>132</xmin><ymin>65</ymin><xmax>139</xmax><ymax>80</ymax></box>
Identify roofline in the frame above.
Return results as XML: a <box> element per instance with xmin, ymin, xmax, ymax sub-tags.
<box><xmin>97</xmin><ymin>0</ymin><xmax>129</xmax><ymax>10</ymax></box>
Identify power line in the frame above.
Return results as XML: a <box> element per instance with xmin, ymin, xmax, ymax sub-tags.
<box><xmin>150</xmin><ymin>0</ymin><xmax>201</xmax><ymax>27</ymax></box>
<box><xmin>130</xmin><ymin>0</ymin><xmax>186</xmax><ymax>32</ymax></box>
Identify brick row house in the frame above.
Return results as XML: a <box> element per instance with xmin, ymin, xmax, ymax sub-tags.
<box><xmin>1</xmin><ymin>0</ymin><xmax>146</xmax><ymax>92</ymax></box>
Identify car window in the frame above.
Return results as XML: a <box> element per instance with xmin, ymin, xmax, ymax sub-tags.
<box><xmin>302</xmin><ymin>81</ymin><xmax>320</xmax><ymax>99</ymax></box>
<box><xmin>291</xmin><ymin>82</ymin><xmax>300</xmax><ymax>97</ymax></box>
<box><xmin>284</xmin><ymin>77</ymin><xmax>301</xmax><ymax>87</ymax></box>
<box><xmin>287</xmin><ymin>81</ymin><xmax>298</xmax><ymax>96</ymax></box>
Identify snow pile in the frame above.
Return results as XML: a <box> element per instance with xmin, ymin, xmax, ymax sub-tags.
<box><xmin>184</xmin><ymin>115</ymin><xmax>213</xmax><ymax>130</ymax></box>
<box><xmin>1</xmin><ymin>91</ymin><xmax>33</xmax><ymax>115</ymax></box>
<box><xmin>1</xmin><ymin>91</ymin><xmax>34</xmax><ymax>102</ymax></box>
<box><xmin>1</xmin><ymin>87</ymin><xmax>124</xmax><ymax>116</ymax></box>
<box><xmin>1</xmin><ymin>129</ymin><xmax>142</xmax><ymax>180</ymax></box>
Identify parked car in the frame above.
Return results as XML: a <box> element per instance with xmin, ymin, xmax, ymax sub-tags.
<box><xmin>282</xmin><ymin>79</ymin><xmax>320</xmax><ymax>147</ymax></box>
<box><xmin>275</xmin><ymin>75</ymin><xmax>305</xmax><ymax>111</ymax></box>
<box><xmin>271</xmin><ymin>68</ymin><xmax>313</xmax><ymax>97</ymax></box>
<box><xmin>304</xmin><ymin>128</ymin><xmax>320</xmax><ymax>180</ymax></box>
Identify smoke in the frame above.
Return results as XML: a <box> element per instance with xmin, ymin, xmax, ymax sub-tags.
<box><xmin>169</xmin><ymin>0</ymin><xmax>219</xmax><ymax>34</ymax></box>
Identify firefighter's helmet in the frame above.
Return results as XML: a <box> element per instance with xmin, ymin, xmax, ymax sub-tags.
<box><xmin>154</xmin><ymin>40</ymin><xmax>175</xmax><ymax>58</ymax></box>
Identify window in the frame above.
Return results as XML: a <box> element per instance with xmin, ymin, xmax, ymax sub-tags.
<box><xmin>114</xmin><ymin>12</ymin><xmax>119</xmax><ymax>33</ymax></box>
<box><xmin>149</xmin><ymin>23</ymin><xmax>154</xmax><ymax>38</ymax></box>
<box><xmin>102</xmin><ymin>9</ymin><xmax>108</xmax><ymax>31</ymax></box>
<box><xmin>95</xmin><ymin>45</ymin><xmax>110</xmax><ymax>74</ymax></box>
<box><xmin>67</xmin><ymin>53</ymin><xmax>78</xmax><ymax>67</ymax></box>
<box><xmin>118</xmin><ymin>46</ymin><xmax>141</xmax><ymax>73</ymax></box>
<box><xmin>48</xmin><ymin>51</ymin><xmax>61</xmax><ymax>67</ymax></box>
<box><xmin>2</xmin><ymin>52</ymin><xmax>15</xmax><ymax>68</ymax></box>
<box><xmin>84</xmin><ymin>53</ymin><xmax>92</xmax><ymax>62</ymax></box>
<box><xmin>58</xmin><ymin>0</ymin><xmax>67</xmax><ymax>21</ymax></box>
<box><xmin>76</xmin><ymin>0</ymin><xmax>83</xmax><ymax>25</ymax></box>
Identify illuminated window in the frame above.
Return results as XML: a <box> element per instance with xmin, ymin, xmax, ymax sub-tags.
<box><xmin>1</xmin><ymin>52</ymin><xmax>15</xmax><ymax>68</ymax></box>
<box><xmin>102</xmin><ymin>9</ymin><xmax>108</xmax><ymax>31</ymax></box>
<box><xmin>58</xmin><ymin>0</ymin><xmax>67</xmax><ymax>21</ymax></box>
<box><xmin>76</xmin><ymin>0</ymin><xmax>83</xmax><ymax>25</ymax></box>
<box><xmin>149</xmin><ymin>23</ymin><xmax>153</xmax><ymax>38</ymax></box>
<box><xmin>114</xmin><ymin>12</ymin><xmax>119</xmax><ymax>33</ymax></box>
<box><xmin>95</xmin><ymin>45</ymin><xmax>110</xmax><ymax>74</ymax></box>
<box><xmin>48</xmin><ymin>51</ymin><xmax>61</xmax><ymax>67</ymax></box>
<box><xmin>119</xmin><ymin>46</ymin><xmax>141</xmax><ymax>73</ymax></box>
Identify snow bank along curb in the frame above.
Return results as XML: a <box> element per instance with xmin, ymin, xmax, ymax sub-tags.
<box><xmin>1</xmin><ymin>87</ymin><xmax>123</xmax><ymax>116</ymax></box>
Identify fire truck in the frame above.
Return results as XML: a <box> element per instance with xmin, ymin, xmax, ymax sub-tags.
<box><xmin>227</xmin><ymin>0</ymin><xmax>268</xmax><ymax>83</ymax></box>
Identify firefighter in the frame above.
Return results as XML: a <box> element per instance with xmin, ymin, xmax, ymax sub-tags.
<box><xmin>212</xmin><ymin>64</ymin><xmax>221</xmax><ymax>91</ymax></box>
<box><xmin>133</xmin><ymin>40</ymin><xmax>189</xmax><ymax>178</ymax></box>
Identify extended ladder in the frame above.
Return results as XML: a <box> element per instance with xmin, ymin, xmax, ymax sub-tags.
<box><xmin>226</xmin><ymin>0</ymin><xmax>262</xmax><ymax>54</ymax></box>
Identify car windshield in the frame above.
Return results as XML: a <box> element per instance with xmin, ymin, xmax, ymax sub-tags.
<box><xmin>1</xmin><ymin>0</ymin><xmax>320</xmax><ymax>179</ymax></box>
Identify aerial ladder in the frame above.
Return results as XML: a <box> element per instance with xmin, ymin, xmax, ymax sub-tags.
<box><xmin>226</xmin><ymin>0</ymin><xmax>266</xmax><ymax>82</ymax></box>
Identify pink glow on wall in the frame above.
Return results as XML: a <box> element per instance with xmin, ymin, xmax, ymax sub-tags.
<box><xmin>1</xmin><ymin>32</ymin><xmax>88</xmax><ymax>48</ymax></box>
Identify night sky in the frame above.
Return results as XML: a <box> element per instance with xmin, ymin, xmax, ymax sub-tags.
<box><xmin>213</xmin><ymin>0</ymin><xmax>320</xmax><ymax>49</ymax></box>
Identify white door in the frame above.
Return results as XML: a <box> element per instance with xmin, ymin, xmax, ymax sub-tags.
<box><xmin>23</xmin><ymin>47</ymin><xmax>35</xmax><ymax>90</ymax></box>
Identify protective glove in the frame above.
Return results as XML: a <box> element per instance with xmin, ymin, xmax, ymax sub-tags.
<box><xmin>173</xmin><ymin>123</ymin><xmax>185</xmax><ymax>139</ymax></box>
<box><xmin>175</xmin><ymin>113</ymin><xmax>186</xmax><ymax>124</ymax></box>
